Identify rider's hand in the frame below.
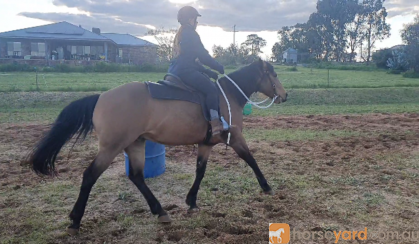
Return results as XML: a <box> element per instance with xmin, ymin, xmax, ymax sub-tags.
<box><xmin>207</xmin><ymin>70</ymin><xmax>219</xmax><ymax>80</ymax></box>
<box><xmin>217</xmin><ymin>65</ymin><xmax>225</xmax><ymax>75</ymax></box>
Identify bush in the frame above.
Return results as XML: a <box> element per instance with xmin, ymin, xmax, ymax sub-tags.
<box><xmin>312</xmin><ymin>62</ymin><xmax>377</xmax><ymax>71</ymax></box>
<box><xmin>42</xmin><ymin>67</ymin><xmax>54</xmax><ymax>72</ymax></box>
<box><xmin>386</xmin><ymin>50</ymin><xmax>409</xmax><ymax>74</ymax></box>
<box><xmin>0</xmin><ymin>62</ymin><xmax>169</xmax><ymax>73</ymax></box>
<box><xmin>387</xmin><ymin>69</ymin><xmax>402</xmax><ymax>74</ymax></box>
<box><xmin>0</xmin><ymin>63</ymin><xmax>35</xmax><ymax>72</ymax></box>
<box><xmin>53</xmin><ymin>64</ymin><xmax>74</xmax><ymax>73</ymax></box>
<box><xmin>286</xmin><ymin>66</ymin><xmax>298</xmax><ymax>72</ymax></box>
<box><xmin>93</xmin><ymin>62</ymin><xmax>120</xmax><ymax>72</ymax></box>
<box><xmin>372</xmin><ymin>48</ymin><xmax>394</xmax><ymax>69</ymax></box>
<box><xmin>402</xmin><ymin>70</ymin><xmax>419</xmax><ymax>78</ymax></box>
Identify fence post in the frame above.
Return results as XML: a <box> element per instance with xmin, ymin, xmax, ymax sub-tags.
<box><xmin>35</xmin><ymin>67</ymin><xmax>39</xmax><ymax>91</ymax></box>
<box><xmin>327</xmin><ymin>68</ymin><xmax>330</xmax><ymax>88</ymax></box>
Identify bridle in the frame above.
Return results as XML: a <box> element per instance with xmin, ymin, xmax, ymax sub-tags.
<box><xmin>255</xmin><ymin>69</ymin><xmax>280</xmax><ymax>100</ymax></box>
<box><xmin>216</xmin><ymin>69</ymin><xmax>280</xmax><ymax>145</ymax></box>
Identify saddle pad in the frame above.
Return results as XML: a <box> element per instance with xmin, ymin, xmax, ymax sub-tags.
<box><xmin>145</xmin><ymin>81</ymin><xmax>211</xmax><ymax>121</ymax></box>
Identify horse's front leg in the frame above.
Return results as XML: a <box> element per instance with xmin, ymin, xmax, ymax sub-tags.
<box><xmin>185</xmin><ymin>144</ymin><xmax>213</xmax><ymax>213</ymax></box>
<box><xmin>230</xmin><ymin>130</ymin><xmax>273</xmax><ymax>194</ymax></box>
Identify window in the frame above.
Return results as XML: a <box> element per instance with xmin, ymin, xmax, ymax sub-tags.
<box><xmin>7</xmin><ymin>42</ymin><xmax>22</xmax><ymax>56</ymax></box>
<box><xmin>67</xmin><ymin>45</ymin><xmax>97</xmax><ymax>55</ymax></box>
<box><xmin>31</xmin><ymin>42</ymin><xmax>46</xmax><ymax>57</ymax></box>
<box><xmin>119</xmin><ymin>48</ymin><xmax>123</xmax><ymax>58</ymax></box>
<box><xmin>84</xmin><ymin>46</ymin><xmax>90</xmax><ymax>55</ymax></box>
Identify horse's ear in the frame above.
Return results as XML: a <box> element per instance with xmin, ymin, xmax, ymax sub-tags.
<box><xmin>258</xmin><ymin>58</ymin><xmax>264</xmax><ymax>69</ymax></box>
<box><xmin>258</xmin><ymin>58</ymin><xmax>268</xmax><ymax>71</ymax></box>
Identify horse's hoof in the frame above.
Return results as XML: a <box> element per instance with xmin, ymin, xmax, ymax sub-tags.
<box><xmin>264</xmin><ymin>189</ymin><xmax>274</xmax><ymax>195</ymax></box>
<box><xmin>187</xmin><ymin>207</ymin><xmax>200</xmax><ymax>214</ymax></box>
<box><xmin>158</xmin><ymin>214</ymin><xmax>172</xmax><ymax>224</ymax></box>
<box><xmin>66</xmin><ymin>227</ymin><xmax>79</xmax><ymax>236</ymax></box>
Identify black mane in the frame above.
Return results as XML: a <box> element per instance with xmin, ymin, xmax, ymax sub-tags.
<box><xmin>218</xmin><ymin>61</ymin><xmax>262</xmax><ymax>107</ymax></box>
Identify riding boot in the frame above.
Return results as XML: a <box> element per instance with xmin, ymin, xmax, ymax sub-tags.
<box><xmin>209</xmin><ymin>109</ymin><xmax>224</xmax><ymax>136</ymax></box>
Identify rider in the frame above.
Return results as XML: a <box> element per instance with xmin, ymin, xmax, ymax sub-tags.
<box><xmin>168</xmin><ymin>6</ymin><xmax>225</xmax><ymax>136</ymax></box>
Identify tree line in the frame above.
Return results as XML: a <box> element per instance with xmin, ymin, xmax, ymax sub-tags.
<box><xmin>272</xmin><ymin>0</ymin><xmax>390</xmax><ymax>63</ymax></box>
<box><xmin>147</xmin><ymin>1</ymin><xmax>418</xmax><ymax>74</ymax></box>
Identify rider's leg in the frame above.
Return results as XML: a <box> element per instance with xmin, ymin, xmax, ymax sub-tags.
<box><xmin>178</xmin><ymin>71</ymin><xmax>224</xmax><ymax>136</ymax></box>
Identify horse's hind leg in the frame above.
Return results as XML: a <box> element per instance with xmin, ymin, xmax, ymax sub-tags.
<box><xmin>185</xmin><ymin>144</ymin><xmax>213</xmax><ymax>213</ymax></box>
<box><xmin>125</xmin><ymin>138</ymin><xmax>171</xmax><ymax>223</ymax></box>
<box><xmin>67</xmin><ymin>146</ymin><xmax>121</xmax><ymax>234</ymax></box>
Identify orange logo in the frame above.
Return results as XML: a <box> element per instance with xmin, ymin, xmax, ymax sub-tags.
<box><xmin>269</xmin><ymin>223</ymin><xmax>290</xmax><ymax>243</ymax></box>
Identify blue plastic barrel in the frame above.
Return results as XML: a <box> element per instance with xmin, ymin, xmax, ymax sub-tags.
<box><xmin>124</xmin><ymin>141</ymin><xmax>166</xmax><ymax>178</ymax></box>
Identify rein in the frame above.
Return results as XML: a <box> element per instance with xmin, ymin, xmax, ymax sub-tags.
<box><xmin>216</xmin><ymin>74</ymin><xmax>278</xmax><ymax>145</ymax></box>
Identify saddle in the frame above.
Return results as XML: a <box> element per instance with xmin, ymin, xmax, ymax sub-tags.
<box><xmin>145</xmin><ymin>73</ymin><xmax>229</xmax><ymax>143</ymax></box>
<box><xmin>159</xmin><ymin>73</ymin><xmax>198</xmax><ymax>93</ymax></box>
<box><xmin>145</xmin><ymin>73</ymin><xmax>212</xmax><ymax>122</ymax></box>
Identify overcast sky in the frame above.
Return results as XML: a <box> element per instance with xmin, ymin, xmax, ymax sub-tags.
<box><xmin>0</xmin><ymin>0</ymin><xmax>417</xmax><ymax>58</ymax></box>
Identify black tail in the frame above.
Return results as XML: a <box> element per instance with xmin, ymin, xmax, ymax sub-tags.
<box><xmin>28</xmin><ymin>94</ymin><xmax>100</xmax><ymax>175</ymax></box>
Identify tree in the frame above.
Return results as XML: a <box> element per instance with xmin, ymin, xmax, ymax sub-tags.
<box><xmin>212</xmin><ymin>45</ymin><xmax>226</xmax><ymax>58</ymax></box>
<box><xmin>309</xmin><ymin>0</ymin><xmax>359</xmax><ymax>62</ymax></box>
<box><xmin>226</xmin><ymin>44</ymin><xmax>239</xmax><ymax>56</ymax></box>
<box><xmin>271</xmin><ymin>43</ymin><xmax>283</xmax><ymax>62</ymax></box>
<box><xmin>372</xmin><ymin>48</ymin><xmax>394</xmax><ymax>69</ymax></box>
<box><xmin>272</xmin><ymin>23</ymin><xmax>322</xmax><ymax>63</ymax></box>
<box><xmin>146</xmin><ymin>27</ymin><xmax>178</xmax><ymax>62</ymax></box>
<box><xmin>401</xmin><ymin>15</ymin><xmax>419</xmax><ymax>72</ymax></box>
<box><xmin>241</xmin><ymin>34</ymin><xmax>267</xmax><ymax>55</ymax></box>
<box><xmin>359</xmin><ymin>0</ymin><xmax>391</xmax><ymax>64</ymax></box>
<box><xmin>347</xmin><ymin>3</ymin><xmax>365</xmax><ymax>62</ymax></box>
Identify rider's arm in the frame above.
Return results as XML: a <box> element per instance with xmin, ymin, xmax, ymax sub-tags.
<box><xmin>180</xmin><ymin>28</ymin><xmax>224</xmax><ymax>74</ymax></box>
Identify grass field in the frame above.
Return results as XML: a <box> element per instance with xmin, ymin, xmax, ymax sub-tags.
<box><xmin>1</xmin><ymin>86</ymin><xmax>419</xmax><ymax>123</ymax></box>
<box><xmin>1</xmin><ymin>68</ymin><xmax>419</xmax><ymax>243</ymax></box>
<box><xmin>1</xmin><ymin>66</ymin><xmax>418</xmax><ymax>92</ymax></box>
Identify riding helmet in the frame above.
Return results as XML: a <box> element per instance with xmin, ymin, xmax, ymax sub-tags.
<box><xmin>177</xmin><ymin>6</ymin><xmax>201</xmax><ymax>25</ymax></box>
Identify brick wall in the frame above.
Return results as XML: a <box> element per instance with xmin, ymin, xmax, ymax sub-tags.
<box><xmin>0</xmin><ymin>40</ymin><xmax>6</xmax><ymax>58</ymax></box>
<box><xmin>120</xmin><ymin>46</ymin><xmax>157</xmax><ymax>64</ymax></box>
<box><xmin>21</xmin><ymin>40</ymin><xmax>31</xmax><ymax>56</ymax></box>
<box><xmin>108</xmin><ymin>44</ymin><xmax>116</xmax><ymax>62</ymax></box>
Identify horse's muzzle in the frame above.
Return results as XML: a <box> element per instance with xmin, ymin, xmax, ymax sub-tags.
<box><xmin>275</xmin><ymin>93</ymin><xmax>288</xmax><ymax>104</ymax></box>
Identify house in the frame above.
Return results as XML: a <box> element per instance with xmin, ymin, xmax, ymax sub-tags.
<box><xmin>0</xmin><ymin>21</ymin><xmax>158</xmax><ymax>65</ymax></box>
<box><xmin>282</xmin><ymin>48</ymin><xmax>298</xmax><ymax>64</ymax></box>
<box><xmin>101</xmin><ymin>33</ymin><xmax>157</xmax><ymax>65</ymax></box>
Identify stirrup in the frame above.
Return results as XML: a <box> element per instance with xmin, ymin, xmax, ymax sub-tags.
<box><xmin>220</xmin><ymin>116</ymin><xmax>230</xmax><ymax>131</ymax></box>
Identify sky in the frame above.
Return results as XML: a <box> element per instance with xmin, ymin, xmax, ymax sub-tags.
<box><xmin>0</xmin><ymin>0</ymin><xmax>417</xmax><ymax>58</ymax></box>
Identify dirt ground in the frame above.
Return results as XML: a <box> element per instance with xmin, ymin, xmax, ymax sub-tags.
<box><xmin>1</xmin><ymin>113</ymin><xmax>418</xmax><ymax>243</ymax></box>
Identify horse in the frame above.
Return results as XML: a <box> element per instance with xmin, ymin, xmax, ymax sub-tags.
<box><xmin>269</xmin><ymin>228</ymin><xmax>285</xmax><ymax>243</ymax></box>
<box><xmin>26</xmin><ymin>58</ymin><xmax>288</xmax><ymax>235</ymax></box>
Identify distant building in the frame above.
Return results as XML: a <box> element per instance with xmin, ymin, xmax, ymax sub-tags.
<box><xmin>282</xmin><ymin>48</ymin><xmax>298</xmax><ymax>64</ymax></box>
<box><xmin>0</xmin><ymin>21</ymin><xmax>157</xmax><ymax>65</ymax></box>
<box><xmin>101</xmin><ymin>33</ymin><xmax>157</xmax><ymax>65</ymax></box>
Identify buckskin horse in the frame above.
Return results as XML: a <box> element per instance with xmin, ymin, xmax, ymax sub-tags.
<box><xmin>26</xmin><ymin>58</ymin><xmax>288</xmax><ymax>234</ymax></box>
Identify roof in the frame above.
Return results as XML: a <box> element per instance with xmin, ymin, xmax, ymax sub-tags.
<box><xmin>101</xmin><ymin>33</ymin><xmax>157</xmax><ymax>47</ymax></box>
<box><xmin>0</xmin><ymin>21</ymin><xmax>111</xmax><ymax>42</ymax></box>
<box><xmin>390</xmin><ymin>44</ymin><xmax>406</xmax><ymax>50</ymax></box>
<box><xmin>284</xmin><ymin>48</ymin><xmax>297</xmax><ymax>53</ymax></box>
